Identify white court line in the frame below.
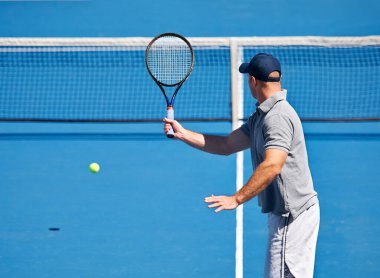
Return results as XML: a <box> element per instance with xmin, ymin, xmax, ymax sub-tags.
<box><xmin>230</xmin><ymin>40</ymin><xmax>245</xmax><ymax>278</ymax></box>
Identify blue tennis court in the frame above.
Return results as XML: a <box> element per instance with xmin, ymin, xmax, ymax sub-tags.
<box><xmin>1</xmin><ymin>0</ymin><xmax>379</xmax><ymax>276</ymax></box>
<box><xmin>1</xmin><ymin>121</ymin><xmax>379</xmax><ymax>277</ymax></box>
<box><xmin>0</xmin><ymin>122</ymin><xmax>237</xmax><ymax>277</ymax></box>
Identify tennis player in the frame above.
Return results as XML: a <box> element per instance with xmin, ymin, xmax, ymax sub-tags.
<box><xmin>164</xmin><ymin>53</ymin><xmax>319</xmax><ymax>278</ymax></box>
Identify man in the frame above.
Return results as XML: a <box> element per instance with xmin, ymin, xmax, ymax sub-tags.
<box><xmin>164</xmin><ymin>53</ymin><xmax>319</xmax><ymax>278</ymax></box>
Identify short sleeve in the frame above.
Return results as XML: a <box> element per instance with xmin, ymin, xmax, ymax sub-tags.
<box><xmin>239</xmin><ymin>116</ymin><xmax>252</xmax><ymax>137</ymax></box>
<box><xmin>262</xmin><ymin>114</ymin><xmax>293</xmax><ymax>153</ymax></box>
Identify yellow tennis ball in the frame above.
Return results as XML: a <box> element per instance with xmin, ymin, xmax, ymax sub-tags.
<box><xmin>89</xmin><ymin>162</ymin><xmax>100</xmax><ymax>173</ymax></box>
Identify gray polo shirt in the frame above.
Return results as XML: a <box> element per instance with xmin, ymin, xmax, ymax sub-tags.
<box><xmin>240</xmin><ymin>90</ymin><xmax>318</xmax><ymax>219</ymax></box>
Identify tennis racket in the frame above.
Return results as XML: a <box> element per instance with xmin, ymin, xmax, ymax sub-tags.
<box><xmin>145</xmin><ymin>33</ymin><xmax>194</xmax><ymax>138</ymax></box>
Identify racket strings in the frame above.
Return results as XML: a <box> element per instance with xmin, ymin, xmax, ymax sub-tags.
<box><xmin>147</xmin><ymin>36</ymin><xmax>193</xmax><ymax>86</ymax></box>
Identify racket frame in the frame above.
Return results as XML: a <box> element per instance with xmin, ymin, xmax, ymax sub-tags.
<box><xmin>145</xmin><ymin>33</ymin><xmax>194</xmax><ymax>114</ymax></box>
<box><xmin>145</xmin><ymin>33</ymin><xmax>194</xmax><ymax>137</ymax></box>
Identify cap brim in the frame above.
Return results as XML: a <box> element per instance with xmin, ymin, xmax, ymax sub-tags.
<box><xmin>239</xmin><ymin>63</ymin><xmax>250</xmax><ymax>73</ymax></box>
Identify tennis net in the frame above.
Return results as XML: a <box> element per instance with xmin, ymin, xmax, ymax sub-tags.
<box><xmin>0</xmin><ymin>37</ymin><xmax>379</xmax><ymax>122</ymax></box>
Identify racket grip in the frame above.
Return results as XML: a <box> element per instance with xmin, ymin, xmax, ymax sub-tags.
<box><xmin>166</xmin><ymin>107</ymin><xmax>175</xmax><ymax>138</ymax></box>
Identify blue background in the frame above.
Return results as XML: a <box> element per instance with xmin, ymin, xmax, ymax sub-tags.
<box><xmin>0</xmin><ymin>0</ymin><xmax>379</xmax><ymax>37</ymax></box>
<box><xmin>0</xmin><ymin>1</ymin><xmax>380</xmax><ymax>277</ymax></box>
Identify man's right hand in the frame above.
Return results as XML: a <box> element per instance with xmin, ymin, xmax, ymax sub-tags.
<box><xmin>163</xmin><ymin>118</ymin><xmax>186</xmax><ymax>139</ymax></box>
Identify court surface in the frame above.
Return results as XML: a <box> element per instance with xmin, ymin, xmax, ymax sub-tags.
<box><xmin>1</xmin><ymin>121</ymin><xmax>379</xmax><ymax>277</ymax></box>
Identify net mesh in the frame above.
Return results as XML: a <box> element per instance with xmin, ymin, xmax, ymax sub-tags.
<box><xmin>146</xmin><ymin>35</ymin><xmax>193</xmax><ymax>86</ymax></box>
<box><xmin>0</xmin><ymin>37</ymin><xmax>379</xmax><ymax>122</ymax></box>
<box><xmin>0</xmin><ymin>43</ymin><xmax>231</xmax><ymax>121</ymax></box>
<box><xmin>242</xmin><ymin>45</ymin><xmax>380</xmax><ymax>120</ymax></box>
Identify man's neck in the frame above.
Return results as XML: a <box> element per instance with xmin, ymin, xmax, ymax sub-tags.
<box><xmin>257</xmin><ymin>87</ymin><xmax>282</xmax><ymax>104</ymax></box>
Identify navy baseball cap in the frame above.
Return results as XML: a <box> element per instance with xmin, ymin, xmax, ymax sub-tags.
<box><xmin>239</xmin><ymin>53</ymin><xmax>281</xmax><ymax>82</ymax></box>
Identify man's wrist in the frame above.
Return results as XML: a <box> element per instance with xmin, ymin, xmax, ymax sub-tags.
<box><xmin>233</xmin><ymin>193</ymin><xmax>244</xmax><ymax>205</ymax></box>
<box><xmin>177</xmin><ymin>128</ymin><xmax>188</xmax><ymax>141</ymax></box>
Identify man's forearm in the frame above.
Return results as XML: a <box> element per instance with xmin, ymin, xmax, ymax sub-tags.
<box><xmin>164</xmin><ymin>118</ymin><xmax>249</xmax><ymax>155</ymax></box>
<box><xmin>234</xmin><ymin>160</ymin><xmax>280</xmax><ymax>204</ymax></box>
<box><xmin>178</xmin><ymin>129</ymin><xmax>231</xmax><ymax>155</ymax></box>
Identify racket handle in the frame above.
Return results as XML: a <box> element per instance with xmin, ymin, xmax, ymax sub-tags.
<box><xmin>166</xmin><ymin>107</ymin><xmax>175</xmax><ymax>138</ymax></box>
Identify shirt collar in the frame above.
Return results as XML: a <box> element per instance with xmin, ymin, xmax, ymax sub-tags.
<box><xmin>256</xmin><ymin>90</ymin><xmax>287</xmax><ymax>113</ymax></box>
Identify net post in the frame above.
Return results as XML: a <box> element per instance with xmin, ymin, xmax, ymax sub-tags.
<box><xmin>230</xmin><ymin>38</ymin><xmax>244</xmax><ymax>278</ymax></box>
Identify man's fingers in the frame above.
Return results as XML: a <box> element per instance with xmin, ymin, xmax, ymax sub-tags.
<box><xmin>204</xmin><ymin>195</ymin><xmax>239</xmax><ymax>213</ymax></box>
<box><xmin>205</xmin><ymin>199</ymin><xmax>225</xmax><ymax>212</ymax></box>
<box><xmin>163</xmin><ymin>118</ymin><xmax>181</xmax><ymax>132</ymax></box>
<box><xmin>163</xmin><ymin>117</ymin><xmax>175</xmax><ymax>124</ymax></box>
<box><xmin>207</xmin><ymin>202</ymin><xmax>220</xmax><ymax>208</ymax></box>
<box><xmin>163</xmin><ymin>124</ymin><xmax>172</xmax><ymax>133</ymax></box>
<box><xmin>215</xmin><ymin>206</ymin><xmax>224</xmax><ymax>213</ymax></box>
<box><xmin>204</xmin><ymin>196</ymin><xmax>223</xmax><ymax>203</ymax></box>
<box><xmin>163</xmin><ymin>118</ymin><xmax>177</xmax><ymax>133</ymax></box>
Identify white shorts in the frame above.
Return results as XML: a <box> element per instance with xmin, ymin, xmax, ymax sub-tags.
<box><xmin>264</xmin><ymin>202</ymin><xmax>320</xmax><ymax>278</ymax></box>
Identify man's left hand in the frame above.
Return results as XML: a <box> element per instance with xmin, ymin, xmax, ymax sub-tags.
<box><xmin>204</xmin><ymin>195</ymin><xmax>239</xmax><ymax>213</ymax></box>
